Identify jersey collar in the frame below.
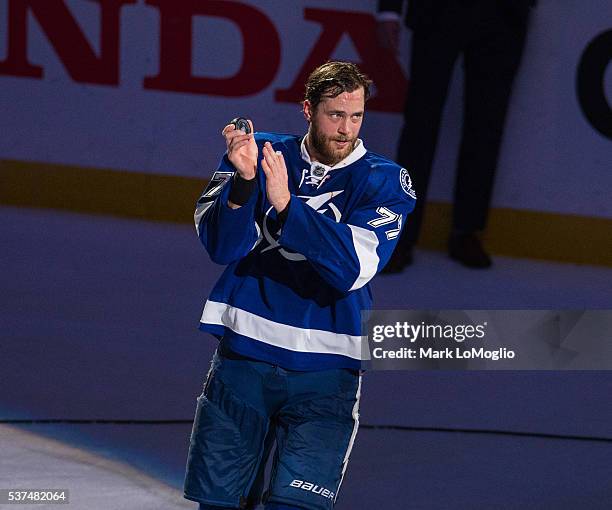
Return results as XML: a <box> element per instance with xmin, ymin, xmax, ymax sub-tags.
<box><xmin>300</xmin><ymin>136</ymin><xmax>367</xmax><ymax>171</ymax></box>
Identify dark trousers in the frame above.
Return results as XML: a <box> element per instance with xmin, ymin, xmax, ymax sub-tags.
<box><xmin>394</xmin><ymin>1</ymin><xmax>530</xmax><ymax>254</ymax></box>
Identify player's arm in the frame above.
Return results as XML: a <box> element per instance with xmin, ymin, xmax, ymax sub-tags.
<box><xmin>261</xmin><ymin>144</ymin><xmax>416</xmax><ymax>293</ymax></box>
<box><xmin>279</xmin><ymin>187</ymin><xmax>414</xmax><ymax>293</ymax></box>
<box><xmin>223</xmin><ymin>119</ymin><xmax>258</xmax><ymax>209</ymax></box>
<box><xmin>194</xmin><ymin>121</ymin><xmax>261</xmax><ymax>265</ymax></box>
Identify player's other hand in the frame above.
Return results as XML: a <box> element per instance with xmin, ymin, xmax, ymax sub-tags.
<box><xmin>222</xmin><ymin>119</ymin><xmax>257</xmax><ymax>179</ymax></box>
<box><xmin>261</xmin><ymin>142</ymin><xmax>290</xmax><ymax>213</ymax></box>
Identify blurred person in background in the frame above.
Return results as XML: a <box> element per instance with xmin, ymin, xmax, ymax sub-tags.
<box><xmin>377</xmin><ymin>0</ymin><xmax>535</xmax><ymax>271</ymax></box>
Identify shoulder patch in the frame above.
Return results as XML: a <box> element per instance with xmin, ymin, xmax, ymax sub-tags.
<box><xmin>399</xmin><ymin>168</ymin><xmax>416</xmax><ymax>199</ymax></box>
<box><xmin>197</xmin><ymin>171</ymin><xmax>234</xmax><ymax>204</ymax></box>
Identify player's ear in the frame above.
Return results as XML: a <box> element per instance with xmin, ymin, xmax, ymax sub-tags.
<box><xmin>303</xmin><ymin>100</ymin><xmax>313</xmax><ymax>122</ymax></box>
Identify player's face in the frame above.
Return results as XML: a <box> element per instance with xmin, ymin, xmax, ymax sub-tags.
<box><xmin>304</xmin><ymin>87</ymin><xmax>365</xmax><ymax>166</ymax></box>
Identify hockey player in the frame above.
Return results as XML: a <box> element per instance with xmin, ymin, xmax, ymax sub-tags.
<box><xmin>184</xmin><ymin>61</ymin><xmax>416</xmax><ymax>510</ymax></box>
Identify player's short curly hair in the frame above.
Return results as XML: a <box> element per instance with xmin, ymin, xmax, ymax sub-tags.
<box><xmin>303</xmin><ymin>61</ymin><xmax>372</xmax><ymax>109</ymax></box>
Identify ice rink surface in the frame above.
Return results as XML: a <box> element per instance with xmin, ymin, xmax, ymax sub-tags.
<box><xmin>2</xmin><ymin>206</ymin><xmax>611</xmax><ymax>509</ymax></box>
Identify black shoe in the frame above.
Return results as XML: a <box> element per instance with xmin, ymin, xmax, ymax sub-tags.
<box><xmin>381</xmin><ymin>249</ymin><xmax>414</xmax><ymax>274</ymax></box>
<box><xmin>449</xmin><ymin>233</ymin><xmax>492</xmax><ymax>268</ymax></box>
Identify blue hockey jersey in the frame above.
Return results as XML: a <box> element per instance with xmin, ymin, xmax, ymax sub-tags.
<box><xmin>195</xmin><ymin>132</ymin><xmax>416</xmax><ymax>370</ymax></box>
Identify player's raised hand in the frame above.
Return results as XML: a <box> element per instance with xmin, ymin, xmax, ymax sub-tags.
<box><xmin>261</xmin><ymin>142</ymin><xmax>290</xmax><ymax>213</ymax></box>
<box><xmin>222</xmin><ymin>119</ymin><xmax>257</xmax><ymax>179</ymax></box>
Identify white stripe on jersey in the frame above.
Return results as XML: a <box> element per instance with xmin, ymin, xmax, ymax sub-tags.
<box><xmin>194</xmin><ymin>201</ymin><xmax>214</xmax><ymax>236</ymax></box>
<box><xmin>347</xmin><ymin>225</ymin><xmax>380</xmax><ymax>291</ymax></box>
<box><xmin>200</xmin><ymin>300</ymin><xmax>364</xmax><ymax>360</ymax></box>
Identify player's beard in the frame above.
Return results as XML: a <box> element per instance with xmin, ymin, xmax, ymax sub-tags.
<box><xmin>308</xmin><ymin>121</ymin><xmax>355</xmax><ymax>166</ymax></box>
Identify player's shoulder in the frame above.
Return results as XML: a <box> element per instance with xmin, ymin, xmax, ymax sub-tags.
<box><xmin>254</xmin><ymin>131</ymin><xmax>300</xmax><ymax>148</ymax></box>
<box><xmin>362</xmin><ymin>150</ymin><xmax>399</xmax><ymax>170</ymax></box>
<box><xmin>360</xmin><ymin>150</ymin><xmax>417</xmax><ymax>201</ymax></box>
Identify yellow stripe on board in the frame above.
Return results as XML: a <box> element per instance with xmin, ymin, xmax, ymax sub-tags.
<box><xmin>418</xmin><ymin>202</ymin><xmax>612</xmax><ymax>267</ymax></box>
<box><xmin>2</xmin><ymin>159</ymin><xmax>611</xmax><ymax>266</ymax></box>
<box><xmin>1</xmin><ymin>159</ymin><xmax>204</xmax><ymax>223</ymax></box>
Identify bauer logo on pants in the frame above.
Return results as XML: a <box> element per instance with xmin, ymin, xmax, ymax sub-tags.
<box><xmin>289</xmin><ymin>479</ymin><xmax>335</xmax><ymax>500</ymax></box>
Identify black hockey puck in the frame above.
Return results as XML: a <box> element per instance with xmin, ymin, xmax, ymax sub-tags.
<box><xmin>230</xmin><ymin>117</ymin><xmax>251</xmax><ymax>134</ymax></box>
